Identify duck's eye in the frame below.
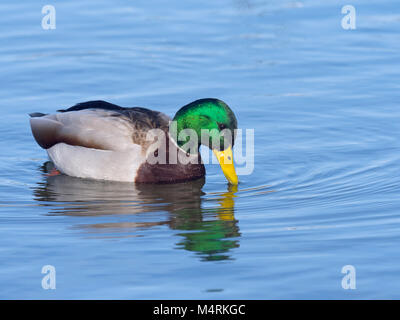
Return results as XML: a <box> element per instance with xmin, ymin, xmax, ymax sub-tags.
<box><xmin>218</xmin><ymin>123</ymin><xmax>226</xmax><ymax>130</ymax></box>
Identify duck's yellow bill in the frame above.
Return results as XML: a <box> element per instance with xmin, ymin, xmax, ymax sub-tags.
<box><xmin>213</xmin><ymin>146</ymin><xmax>239</xmax><ymax>185</ymax></box>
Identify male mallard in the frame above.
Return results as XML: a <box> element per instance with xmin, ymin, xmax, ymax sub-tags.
<box><xmin>30</xmin><ymin>98</ymin><xmax>239</xmax><ymax>184</ymax></box>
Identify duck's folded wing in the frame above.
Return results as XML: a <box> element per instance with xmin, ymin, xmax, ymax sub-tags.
<box><xmin>30</xmin><ymin>109</ymin><xmax>138</xmax><ymax>151</ymax></box>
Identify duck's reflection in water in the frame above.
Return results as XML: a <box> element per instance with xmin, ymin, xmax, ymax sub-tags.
<box><xmin>33</xmin><ymin>163</ymin><xmax>240</xmax><ymax>261</ymax></box>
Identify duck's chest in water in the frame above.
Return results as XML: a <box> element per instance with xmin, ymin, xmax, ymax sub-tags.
<box><xmin>47</xmin><ymin>143</ymin><xmax>205</xmax><ymax>183</ymax></box>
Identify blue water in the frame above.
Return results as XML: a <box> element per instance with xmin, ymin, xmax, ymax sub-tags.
<box><xmin>1</xmin><ymin>0</ymin><xmax>399</xmax><ymax>299</ymax></box>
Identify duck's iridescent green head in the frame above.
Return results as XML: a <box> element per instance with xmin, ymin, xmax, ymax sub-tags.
<box><xmin>172</xmin><ymin>98</ymin><xmax>237</xmax><ymax>150</ymax></box>
<box><xmin>171</xmin><ymin>98</ymin><xmax>238</xmax><ymax>185</ymax></box>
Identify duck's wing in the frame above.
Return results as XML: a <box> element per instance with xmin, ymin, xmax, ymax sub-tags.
<box><xmin>30</xmin><ymin>101</ymin><xmax>171</xmax><ymax>151</ymax></box>
<box><xmin>58</xmin><ymin>100</ymin><xmax>170</xmax><ymax>130</ymax></box>
<box><xmin>57</xmin><ymin>100</ymin><xmax>125</xmax><ymax>113</ymax></box>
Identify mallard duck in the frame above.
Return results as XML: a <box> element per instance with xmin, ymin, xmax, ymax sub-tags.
<box><xmin>30</xmin><ymin>98</ymin><xmax>238</xmax><ymax>184</ymax></box>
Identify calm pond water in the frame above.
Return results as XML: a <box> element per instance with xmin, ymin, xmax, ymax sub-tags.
<box><xmin>1</xmin><ymin>0</ymin><xmax>399</xmax><ymax>299</ymax></box>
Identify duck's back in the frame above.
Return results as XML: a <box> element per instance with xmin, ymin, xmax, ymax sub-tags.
<box><xmin>59</xmin><ymin>100</ymin><xmax>171</xmax><ymax>132</ymax></box>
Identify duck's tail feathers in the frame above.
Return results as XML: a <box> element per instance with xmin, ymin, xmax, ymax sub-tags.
<box><xmin>29</xmin><ymin>112</ymin><xmax>47</xmax><ymax>118</ymax></box>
